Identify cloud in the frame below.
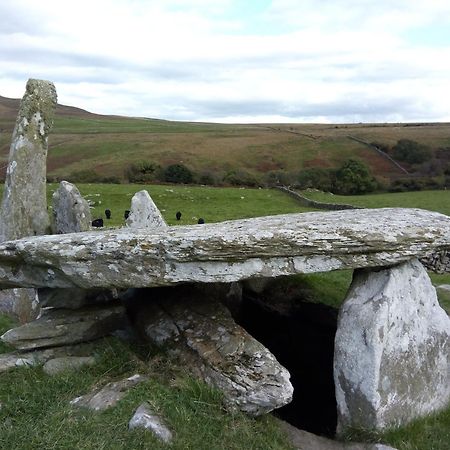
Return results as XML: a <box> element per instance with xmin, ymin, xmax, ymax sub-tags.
<box><xmin>1</xmin><ymin>0</ymin><xmax>449</xmax><ymax>123</ymax></box>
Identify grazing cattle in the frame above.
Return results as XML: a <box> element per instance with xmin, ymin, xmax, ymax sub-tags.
<box><xmin>92</xmin><ymin>218</ymin><xmax>104</xmax><ymax>228</ymax></box>
<box><xmin>105</xmin><ymin>209</ymin><xmax>111</xmax><ymax>219</ymax></box>
<box><xmin>124</xmin><ymin>210</ymin><xmax>130</xmax><ymax>220</ymax></box>
<box><xmin>198</xmin><ymin>218</ymin><xmax>205</xmax><ymax>224</ymax></box>
<box><xmin>176</xmin><ymin>211</ymin><xmax>182</xmax><ymax>221</ymax></box>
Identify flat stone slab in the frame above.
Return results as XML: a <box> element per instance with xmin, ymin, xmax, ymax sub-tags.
<box><xmin>0</xmin><ymin>208</ymin><xmax>449</xmax><ymax>289</ymax></box>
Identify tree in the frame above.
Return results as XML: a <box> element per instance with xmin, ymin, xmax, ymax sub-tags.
<box><xmin>392</xmin><ymin>139</ymin><xmax>431</xmax><ymax>164</ymax></box>
<box><xmin>163</xmin><ymin>164</ymin><xmax>194</xmax><ymax>184</ymax></box>
<box><xmin>333</xmin><ymin>159</ymin><xmax>378</xmax><ymax>195</ymax></box>
<box><xmin>297</xmin><ymin>167</ymin><xmax>334</xmax><ymax>191</ymax></box>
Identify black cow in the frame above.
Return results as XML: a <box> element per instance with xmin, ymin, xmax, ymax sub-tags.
<box><xmin>197</xmin><ymin>218</ymin><xmax>205</xmax><ymax>224</ymax></box>
<box><xmin>124</xmin><ymin>210</ymin><xmax>130</xmax><ymax>220</ymax></box>
<box><xmin>92</xmin><ymin>218</ymin><xmax>104</xmax><ymax>228</ymax></box>
<box><xmin>176</xmin><ymin>211</ymin><xmax>182</xmax><ymax>221</ymax></box>
<box><xmin>105</xmin><ymin>209</ymin><xmax>111</xmax><ymax>219</ymax></box>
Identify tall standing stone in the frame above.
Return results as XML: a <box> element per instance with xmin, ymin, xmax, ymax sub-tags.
<box><xmin>0</xmin><ymin>79</ymin><xmax>57</xmax><ymax>322</ymax></box>
<box><xmin>0</xmin><ymin>79</ymin><xmax>57</xmax><ymax>240</ymax></box>
<box><xmin>334</xmin><ymin>258</ymin><xmax>450</xmax><ymax>432</ymax></box>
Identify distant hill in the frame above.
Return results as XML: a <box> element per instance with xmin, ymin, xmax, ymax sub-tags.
<box><xmin>1</xmin><ymin>94</ymin><xmax>449</xmax><ymax>188</ymax></box>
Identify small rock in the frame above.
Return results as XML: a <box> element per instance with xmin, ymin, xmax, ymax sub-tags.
<box><xmin>43</xmin><ymin>356</ymin><xmax>95</xmax><ymax>375</ymax></box>
<box><xmin>129</xmin><ymin>402</ymin><xmax>173</xmax><ymax>443</ymax></box>
<box><xmin>70</xmin><ymin>374</ymin><xmax>146</xmax><ymax>411</ymax></box>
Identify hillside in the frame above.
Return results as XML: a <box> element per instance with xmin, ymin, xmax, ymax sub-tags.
<box><xmin>1</xmin><ymin>95</ymin><xmax>449</xmax><ymax>185</ymax></box>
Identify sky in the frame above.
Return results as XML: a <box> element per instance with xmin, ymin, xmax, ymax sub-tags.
<box><xmin>1</xmin><ymin>0</ymin><xmax>450</xmax><ymax>123</ymax></box>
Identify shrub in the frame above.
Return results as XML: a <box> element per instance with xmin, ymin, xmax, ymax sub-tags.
<box><xmin>392</xmin><ymin>139</ymin><xmax>431</xmax><ymax>164</ymax></box>
<box><xmin>265</xmin><ymin>170</ymin><xmax>296</xmax><ymax>187</ymax></box>
<box><xmin>297</xmin><ymin>167</ymin><xmax>334</xmax><ymax>192</ymax></box>
<box><xmin>163</xmin><ymin>163</ymin><xmax>194</xmax><ymax>184</ymax></box>
<box><xmin>222</xmin><ymin>169</ymin><xmax>259</xmax><ymax>187</ymax></box>
<box><xmin>125</xmin><ymin>160</ymin><xmax>162</xmax><ymax>183</ymax></box>
<box><xmin>333</xmin><ymin>159</ymin><xmax>378</xmax><ymax>195</ymax></box>
<box><xmin>198</xmin><ymin>171</ymin><xmax>216</xmax><ymax>185</ymax></box>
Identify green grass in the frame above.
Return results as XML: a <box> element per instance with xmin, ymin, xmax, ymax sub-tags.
<box><xmin>44</xmin><ymin>183</ymin><xmax>315</xmax><ymax>227</ymax></box>
<box><xmin>301</xmin><ymin>189</ymin><xmax>450</xmax><ymax>216</ymax></box>
<box><xmin>0</xmin><ymin>337</ymin><xmax>292</xmax><ymax>450</ymax></box>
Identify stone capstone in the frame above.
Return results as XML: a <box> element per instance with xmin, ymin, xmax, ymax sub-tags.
<box><xmin>0</xmin><ymin>303</ymin><xmax>126</xmax><ymax>350</ymax></box>
<box><xmin>0</xmin><ymin>208</ymin><xmax>450</xmax><ymax>290</ymax></box>
<box><xmin>131</xmin><ymin>286</ymin><xmax>293</xmax><ymax>416</ymax></box>
<box><xmin>334</xmin><ymin>258</ymin><xmax>450</xmax><ymax>432</ymax></box>
<box><xmin>70</xmin><ymin>374</ymin><xmax>147</xmax><ymax>411</ymax></box>
<box><xmin>128</xmin><ymin>402</ymin><xmax>173</xmax><ymax>443</ymax></box>
<box><xmin>51</xmin><ymin>181</ymin><xmax>92</xmax><ymax>234</ymax></box>
<box><xmin>126</xmin><ymin>190</ymin><xmax>167</xmax><ymax>229</ymax></box>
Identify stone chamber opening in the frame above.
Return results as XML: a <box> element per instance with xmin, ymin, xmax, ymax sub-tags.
<box><xmin>235</xmin><ymin>280</ymin><xmax>339</xmax><ymax>438</ymax></box>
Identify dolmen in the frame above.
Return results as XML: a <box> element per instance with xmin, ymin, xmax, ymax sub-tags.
<box><xmin>0</xmin><ymin>79</ymin><xmax>449</xmax><ymax>436</ymax></box>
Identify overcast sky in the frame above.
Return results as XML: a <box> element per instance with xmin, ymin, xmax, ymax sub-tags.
<box><xmin>1</xmin><ymin>0</ymin><xmax>450</xmax><ymax>123</ymax></box>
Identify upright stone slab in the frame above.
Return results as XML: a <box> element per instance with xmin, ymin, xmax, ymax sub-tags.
<box><xmin>0</xmin><ymin>79</ymin><xmax>57</xmax><ymax>322</ymax></box>
<box><xmin>126</xmin><ymin>190</ymin><xmax>167</xmax><ymax>229</ymax></box>
<box><xmin>0</xmin><ymin>79</ymin><xmax>56</xmax><ymax>241</ymax></box>
<box><xmin>334</xmin><ymin>258</ymin><xmax>450</xmax><ymax>432</ymax></box>
<box><xmin>52</xmin><ymin>181</ymin><xmax>91</xmax><ymax>233</ymax></box>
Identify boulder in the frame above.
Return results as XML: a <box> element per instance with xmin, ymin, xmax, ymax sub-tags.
<box><xmin>0</xmin><ymin>208</ymin><xmax>450</xmax><ymax>290</ymax></box>
<box><xmin>131</xmin><ymin>286</ymin><xmax>293</xmax><ymax>416</ymax></box>
<box><xmin>129</xmin><ymin>402</ymin><xmax>173</xmax><ymax>443</ymax></box>
<box><xmin>1</xmin><ymin>303</ymin><xmax>126</xmax><ymax>350</ymax></box>
<box><xmin>51</xmin><ymin>181</ymin><xmax>92</xmax><ymax>234</ymax></box>
<box><xmin>0</xmin><ymin>79</ymin><xmax>57</xmax><ymax>322</ymax></box>
<box><xmin>126</xmin><ymin>190</ymin><xmax>167</xmax><ymax>229</ymax></box>
<box><xmin>70</xmin><ymin>374</ymin><xmax>147</xmax><ymax>411</ymax></box>
<box><xmin>334</xmin><ymin>258</ymin><xmax>450</xmax><ymax>432</ymax></box>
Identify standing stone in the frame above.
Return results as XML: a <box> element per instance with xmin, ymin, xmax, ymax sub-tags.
<box><xmin>334</xmin><ymin>258</ymin><xmax>450</xmax><ymax>432</ymax></box>
<box><xmin>0</xmin><ymin>79</ymin><xmax>57</xmax><ymax>322</ymax></box>
<box><xmin>52</xmin><ymin>181</ymin><xmax>91</xmax><ymax>233</ymax></box>
<box><xmin>126</xmin><ymin>190</ymin><xmax>167</xmax><ymax>229</ymax></box>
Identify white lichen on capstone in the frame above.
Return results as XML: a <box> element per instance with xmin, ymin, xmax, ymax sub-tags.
<box><xmin>0</xmin><ymin>208</ymin><xmax>449</xmax><ymax>289</ymax></box>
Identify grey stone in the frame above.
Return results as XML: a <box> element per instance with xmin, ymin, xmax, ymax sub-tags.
<box><xmin>133</xmin><ymin>286</ymin><xmax>293</xmax><ymax>416</ymax></box>
<box><xmin>1</xmin><ymin>303</ymin><xmax>126</xmax><ymax>350</ymax></box>
<box><xmin>0</xmin><ymin>343</ymin><xmax>97</xmax><ymax>373</ymax></box>
<box><xmin>0</xmin><ymin>79</ymin><xmax>56</xmax><ymax>241</ymax></box>
<box><xmin>70</xmin><ymin>374</ymin><xmax>146</xmax><ymax>411</ymax></box>
<box><xmin>37</xmin><ymin>287</ymin><xmax>119</xmax><ymax>309</ymax></box>
<box><xmin>0</xmin><ymin>79</ymin><xmax>57</xmax><ymax>323</ymax></box>
<box><xmin>278</xmin><ymin>419</ymin><xmax>397</xmax><ymax>450</ymax></box>
<box><xmin>42</xmin><ymin>356</ymin><xmax>95</xmax><ymax>375</ymax></box>
<box><xmin>126</xmin><ymin>190</ymin><xmax>167</xmax><ymax>229</ymax></box>
<box><xmin>129</xmin><ymin>402</ymin><xmax>173</xmax><ymax>443</ymax></box>
<box><xmin>0</xmin><ymin>208</ymin><xmax>450</xmax><ymax>290</ymax></box>
<box><xmin>334</xmin><ymin>258</ymin><xmax>450</xmax><ymax>432</ymax></box>
<box><xmin>51</xmin><ymin>181</ymin><xmax>92</xmax><ymax>234</ymax></box>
